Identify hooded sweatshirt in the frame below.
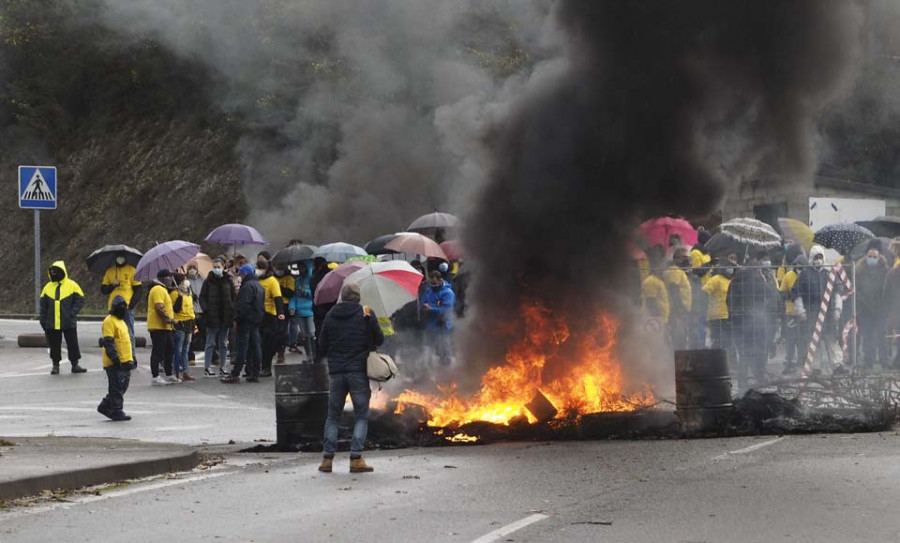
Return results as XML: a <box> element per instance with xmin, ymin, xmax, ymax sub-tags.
<box><xmin>288</xmin><ymin>261</ymin><xmax>314</xmax><ymax>318</ymax></box>
<box><xmin>40</xmin><ymin>261</ymin><xmax>84</xmax><ymax>331</ymax></box>
<box><xmin>317</xmin><ymin>302</ymin><xmax>384</xmax><ymax>374</ymax></box>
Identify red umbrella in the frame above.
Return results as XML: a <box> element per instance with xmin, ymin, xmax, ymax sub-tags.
<box><xmin>384</xmin><ymin>233</ymin><xmax>448</xmax><ymax>260</ymax></box>
<box><xmin>639</xmin><ymin>217</ymin><xmax>698</xmax><ymax>249</ymax></box>
<box><xmin>440</xmin><ymin>240</ymin><xmax>463</xmax><ymax>260</ymax></box>
<box><xmin>313</xmin><ymin>261</ymin><xmax>369</xmax><ymax>305</ymax></box>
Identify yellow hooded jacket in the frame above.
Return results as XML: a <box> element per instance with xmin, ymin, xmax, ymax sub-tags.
<box><xmin>40</xmin><ymin>261</ymin><xmax>85</xmax><ymax>331</ymax></box>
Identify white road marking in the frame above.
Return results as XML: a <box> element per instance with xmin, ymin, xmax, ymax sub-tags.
<box><xmin>0</xmin><ymin>469</ymin><xmax>237</xmax><ymax>522</ymax></box>
<box><xmin>713</xmin><ymin>437</ymin><xmax>786</xmax><ymax>461</ymax></box>
<box><xmin>471</xmin><ymin>513</ymin><xmax>549</xmax><ymax>543</ymax></box>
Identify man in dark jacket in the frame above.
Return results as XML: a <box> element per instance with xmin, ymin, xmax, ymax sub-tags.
<box><xmin>726</xmin><ymin>257</ymin><xmax>778</xmax><ymax>385</ymax></box>
<box><xmin>200</xmin><ymin>257</ymin><xmax>235</xmax><ymax>376</ymax></box>
<box><xmin>310</xmin><ymin>256</ymin><xmax>330</xmax><ymax>349</ymax></box>
<box><xmin>855</xmin><ymin>243</ymin><xmax>890</xmax><ymax>368</ymax></box>
<box><xmin>317</xmin><ymin>282</ymin><xmax>383</xmax><ymax>474</ymax></box>
<box><xmin>792</xmin><ymin>245</ymin><xmax>842</xmax><ymax>371</ymax></box>
<box><xmin>40</xmin><ymin>261</ymin><xmax>87</xmax><ymax>374</ymax></box>
<box><xmin>223</xmin><ymin>265</ymin><xmax>264</xmax><ymax>383</ymax></box>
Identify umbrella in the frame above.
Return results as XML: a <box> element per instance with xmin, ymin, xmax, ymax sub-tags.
<box><xmin>365</xmin><ymin>234</ymin><xmax>402</xmax><ymax>255</ymax></box>
<box><xmin>639</xmin><ymin>217</ymin><xmax>698</xmax><ymax>249</ymax></box>
<box><xmin>850</xmin><ymin>237</ymin><xmax>897</xmax><ymax>266</ymax></box>
<box><xmin>704</xmin><ymin>233</ymin><xmax>748</xmax><ymax>260</ymax></box>
<box><xmin>777</xmin><ymin>218</ymin><xmax>814</xmax><ymax>252</ymax></box>
<box><xmin>135</xmin><ymin>240</ymin><xmax>201</xmax><ymax>282</ymax></box>
<box><xmin>440</xmin><ymin>240</ymin><xmax>463</xmax><ymax>260</ymax></box>
<box><xmin>85</xmin><ymin>244</ymin><xmax>143</xmax><ymax>274</ymax></box>
<box><xmin>313</xmin><ymin>242</ymin><xmax>368</xmax><ymax>263</ymax></box>
<box><xmin>718</xmin><ymin>218</ymin><xmax>782</xmax><ymax>249</ymax></box>
<box><xmin>185</xmin><ymin>253</ymin><xmax>214</xmax><ymax>278</ymax></box>
<box><xmin>204</xmin><ymin>223</ymin><xmax>268</xmax><ymax>246</ymax></box>
<box><xmin>856</xmin><ymin>216</ymin><xmax>900</xmax><ymax>239</ymax></box>
<box><xmin>813</xmin><ymin>223</ymin><xmax>875</xmax><ymax>256</ymax></box>
<box><xmin>313</xmin><ymin>261</ymin><xmax>370</xmax><ymax>305</ymax></box>
<box><xmin>271</xmin><ymin>244</ymin><xmax>318</xmax><ymax>265</ymax></box>
<box><xmin>407</xmin><ymin>212</ymin><xmax>459</xmax><ymax>232</ymax></box>
<box><xmin>344</xmin><ymin>261</ymin><xmax>424</xmax><ymax>319</ymax></box>
<box><xmin>384</xmin><ymin>233</ymin><xmax>448</xmax><ymax>260</ymax></box>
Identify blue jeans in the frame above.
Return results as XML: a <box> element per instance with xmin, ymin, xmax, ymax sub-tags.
<box><xmin>232</xmin><ymin>323</ymin><xmax>261</xmax><ymax>378</ymax></box>
<box><xmin>204</xmin><ymin>327</ymin><xmax>229</xmax><ymax>371</ymax></box>
<box><xmin>173</xmin><ymin>327</ymin><xmax>192</xmax><ymax>374</ymax></box>
<box><xmin>323</xmin><ymin>372</ymin><xmax>371</xmax><ymax>456</ymax></box>
<box><xmin>124</xmin><ymin>309</ymin><xmax>136</xmax><ymax>358</ymax></box>
<box><xmin>288</xmin><ymin>314</ymin><xmax>315</xmax><ymax>346</ymax></box>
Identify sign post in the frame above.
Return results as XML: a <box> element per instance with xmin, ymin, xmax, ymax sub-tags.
<box><xmin>18</xmin><ymin>166</ymin><xmax>57</xmax><ymax>314</ymax></box>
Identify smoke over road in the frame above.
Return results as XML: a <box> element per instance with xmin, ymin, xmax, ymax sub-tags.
<box><xmin>462</xmin><ymin>1</ymin><xmax>863</xmax><ymax>381</ymax></box>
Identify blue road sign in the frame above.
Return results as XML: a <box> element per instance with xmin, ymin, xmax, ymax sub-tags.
<box><xmin>18</xmin><ymin>166</ymin><xmax>57</xmax><ymax>210</ymax></box>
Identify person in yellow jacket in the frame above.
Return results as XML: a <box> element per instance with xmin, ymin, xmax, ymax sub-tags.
<box><xmin>148</xmin><ymin>269</ymin><xmax>178</xmax><ymax>386</ymax></box>
<box><xmin>101</xmin><ymin>254</ymin><xmax>142</xmax><ymax>360</ymax></box>
<box><xmin>642</xmin><ymin>271</ymin><xmax>670</xmax><ymax>324</ymax></box>
<box><xmin>171</xmin><ymin>273</ymin><xmax>196</xmax><ymax>382</ymax></box>
<box><xmin>97</xmin><ymin>295</ymin><xmax>136</xmax><ymax>421</ymax></box>
<box><xmin>779</xmin><ymin>255</ymin><xmax>803</xmax><ymax>373</ymax></box>
<box><xmin>703</xmin><ymin>263</ymin><xmax>734</xmax><ymax>354</ymax></box>
<box><xmin>664</xmin><ymin>247</ymin><xmax>693</xmax><ymax>348</ymax></box>
<box><xmin>274</xmin><ymin>264</ymin><xmax>295</xmax><ymax>365</ymax></box>
<box><xmin>256</xmin><ymin>260</ymin><xmax>285</xmax><ymax>377</ymax></box>
<box><xmin>39</xmin><ymin>261</ymin><xmax>87</xmax><ymax>375</ymax></box>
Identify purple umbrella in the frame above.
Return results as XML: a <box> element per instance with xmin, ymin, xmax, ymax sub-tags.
<box><xmin>204</xmin><ymin>223</ymin><xmax>268</xmax><ymax>246</ymax></box>
<box><xmin>313</xmin><ymin>261</ymin><xmax>369</xmax><ymax>305</ymax></box>
<box><xmin>135</xmin><ymin>240</ymin><xmax>201</xmax><ymax>282</ymax></box>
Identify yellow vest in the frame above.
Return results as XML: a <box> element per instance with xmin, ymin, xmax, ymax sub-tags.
<box><xmin>779</xmin><ymin>270</ymin><xmax>799</xmax><ymax>316</ymax></box>
<box><xmin>102</xmin><ymin>265</ymin><xmax>142</xmax><ymax>309</ymax></box>
<box><xmin>147</xmin><ymin>284</ymin><xmax>174</xmax><ymax>331</ymax></box>
<box><xmin>702</xmin><ymin>275</ymin><xmax>731</xmax><ymax>321</ymax></box>
<box><xmin>171</xmin><ymin>290</ymin><xmax>196</xmax><ymax>322</ymax></box>
<box><xmin>259</xmin><ymin>275</ymin><xmax>282</xmax><ymax>315</ymax></box>
<box><xmin>101</xmin><ymin>315</ymin><xmax>133</xmax><ymax>367</ymax></box>
<box><xmin>663</xmin><ymin>266</ymin><xmax>692</xmax><ymax>313</ymax></box>
<box><xmin>641</xmin><ymin>275</ymin><xmax>670</xmax><ymax>323</ymax></box>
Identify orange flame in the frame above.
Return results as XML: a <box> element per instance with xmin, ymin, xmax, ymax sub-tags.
<box><xmin>395</xmin><ymin>300</ymin><xmax>654</xmax><ymax>427</ymax></box>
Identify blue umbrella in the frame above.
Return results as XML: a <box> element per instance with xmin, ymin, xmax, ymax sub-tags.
<box><xmin>135</xmin><ymin>240</ymin><xmax>201</xmax><ymax>281</ymax></box>
<box><xmin>313</xmin><ymin>242</ymin><xmax>367</xmax><ymax>263</ymax></box>
<box><xmin>204</xmin><ymin>223</ymin><xmax>268</xmax><ymax>246</ymax></box>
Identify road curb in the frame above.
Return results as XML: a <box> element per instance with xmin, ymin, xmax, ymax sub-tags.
<box><xmin>0</xmin><ymin>448</ymin><xmax>200</xmax><ymax>501</ymax></box>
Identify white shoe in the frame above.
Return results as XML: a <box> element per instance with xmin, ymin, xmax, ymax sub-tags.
<box><xmin>151</xmin><ymin>376</ymin><xmax>171</xmax><ymax>386</ymax></box>
<box><xmin>165</xmin><ymin>375</ymin><xmax>182</xmax><ymax>384</ymax></box>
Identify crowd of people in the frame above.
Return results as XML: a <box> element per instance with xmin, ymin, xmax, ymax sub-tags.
<box><xmin>637</xmin><ymin>230</ymin><xmax>900</xmax><ymax>388</ymax></box>
<box><xmin>36</xmin><ymin>241</ymin><xmax>464</xmax><ymax>450</ymax></box>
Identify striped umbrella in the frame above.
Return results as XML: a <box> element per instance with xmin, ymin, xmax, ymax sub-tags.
<box><xmin>344</xmin><ymin>261</ymin><xmax>424</xmax><ymax>319</ymax></box>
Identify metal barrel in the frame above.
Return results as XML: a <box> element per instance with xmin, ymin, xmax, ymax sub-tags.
<box><xmin>674</xmin><ymin>349</ymin><xmax>733</xmax><ymax>435</ymax></box>
<box><xmin>274</xmin><ymin>363</ymin><xmax>330</xmax><ymax>449</ymax></box>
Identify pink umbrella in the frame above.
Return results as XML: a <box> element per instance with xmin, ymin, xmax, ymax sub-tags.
<box><xmin>639</xmin><ymin>217</ymin><xmax>698</xmax><ymax>249</ymax></box>
<box><xmin>440</xmin><ymin>240</ymin><xmax>463</xmax><ymax>260</ymax></box>
<box><xmin>313</xmin><ymin>261</ymin><xmax>369</xmax><ymax>305</ymax></box>
<box><xmin>385</xmin><ymin>233</ymin><xmax>448</xmax><ymax>260</ymax></box>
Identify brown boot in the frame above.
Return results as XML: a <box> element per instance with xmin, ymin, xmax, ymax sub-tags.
<box><xmin>181</xmin><ymin>371</ymin><xmax>195</xmax><ymax>382</ymax></box>
<box><xmin>318</xmin><ymin>456</ymin><xmax>333</xmax><ymax>473</ymax></box>
<box><xmin>349</xmin><ymin>457</ymin><xmax>374</xmax><ymax>473</ymax></box>
<box><xmin>276</xmin><ymin>352</ymin><xmax>285</xmax><ymax>365</ymax></box>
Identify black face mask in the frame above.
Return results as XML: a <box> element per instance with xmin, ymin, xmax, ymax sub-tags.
<box><xmin>112</xmin><ymin>306</ymin><xmax>128</xmax><ymax>319</ymax></box>
<box><xmin>49</xmin><ymin>269</ymin><xmax>64</xmax><ymax>282</ymax></box>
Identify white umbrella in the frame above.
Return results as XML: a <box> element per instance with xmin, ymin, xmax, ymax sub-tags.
<box><xmin>343</xmin><ymin>261</ymin><xmax>423</xmax><ymax>319</ymax></box>
<box><xmin>313</xmin><ymin>242</ymin><xmax>367</xmax><ymax>263</ymax></box>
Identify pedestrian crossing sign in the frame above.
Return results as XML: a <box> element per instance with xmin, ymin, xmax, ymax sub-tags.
<box><xmin>18</xmin><ymin>166</ymin><xmax>57</xmax><ymax>209</ymax></box>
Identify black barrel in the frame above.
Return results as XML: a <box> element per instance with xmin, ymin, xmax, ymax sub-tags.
<box><xmin>275</xmin><ymin>363</ymin><xmax>330</xmax><ymax>449</ymax></box>
<box><xmin>674</xmin><ymin>349</ymin><xmax>733</xmax><ymax>434</ymax></box>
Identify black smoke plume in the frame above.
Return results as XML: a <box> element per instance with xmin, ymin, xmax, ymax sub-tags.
<box><xmin>463</xmin><ymin>1</ymin><xmax>862</xmax><ymax>383</ymax></box>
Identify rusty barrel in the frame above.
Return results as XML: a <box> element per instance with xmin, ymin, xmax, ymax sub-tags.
<box><xmin>675</xmin><ymin>349</ymin><xmax>733</xmax><ymax>434</ymax></box>
<box><xmin>274</xmin><ymin>363</ymin><xmax>330</xmax><ymax>449</ymax></box>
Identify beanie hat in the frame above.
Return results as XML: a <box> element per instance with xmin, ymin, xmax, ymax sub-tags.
<box><xmin>341</xmin><ymin>282</ymin><xmax>361</xmax><ymax>304</ymax></box>
<box><xmin>438</xmin><ymin>262</ymin><xmax>449</xmax><ymax>273</ymax></box>
<box><xmin>867</xmin><ymin>238</ymin><xmax>882</xmax><ymax>252</ymax></box>
<box><xmin>258</xmin><ymin>251</ymin><xmax>271</xmax><ymax>261</ymax></box>
<box><xmin>157</xmin><ymin>269</ymin><xmax>172</xmax><ymax>279</ymax></box>
<box><xmin>238</xmin><ymin>264</ymin><xmax>256</xmax><ymax>276</ymax></box>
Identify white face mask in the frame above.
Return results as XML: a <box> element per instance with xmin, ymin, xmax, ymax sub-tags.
<box><xmin>115</xmin><ymin>257</ymin><xmax>126</xmax><ymax>266</ymax></box>
<box><xmin>187</xmin><ymin>269</ymin><xmax>198</xmax><ymax>278</ymax></box>
<box><xmin>255</xmin><ymin>269</ymin><xmax>265</xmax><ymax>277</ymax></box>
<box><xmin>181</xmin><ymin>280</ymin><xmax>191</xmax><ymax>291</ymax></box>
<box><xmin>812</xmin><ymin>258</ymin><xmax>824</xmax><ymax>269</ymax></box>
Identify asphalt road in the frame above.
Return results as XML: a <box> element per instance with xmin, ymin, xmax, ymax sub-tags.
<box><xmin>2</xmin><ymin>319</ymin><xmax>900</xmax><ymax>542</ymax></box>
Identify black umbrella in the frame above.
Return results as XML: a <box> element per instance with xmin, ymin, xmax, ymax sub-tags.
<box><xmin>856</xmin><ymin>216</ymin><xmax>900</xmax><ymax>239</ymax></box>
<box><xmin>86</xmin><ymin>244</ymin><xmax>143</xmax><ymax>274</ymax></box>
<box><xmin>365</xmin><ymin>234</ymin><xmax>402</xmax><ymax>255</ymax></box>
<box><xmin>270</xmin><ymin>244</ymin><xmax>317</xmax><ymax>265</ymax></box>
<box><xmin>812</xmin><ymin>223</ymin><xmax>875</xmax><ymax>256</ymax></box>
<box><xmin>704</xmin><ymin>233</ymin><xmax>748</xmax><ymax>261</ymax></box>
<box><xmin>849</xmin><ymin>237</ymin><xmax>897</xmax><ymax>266</ymax></box>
